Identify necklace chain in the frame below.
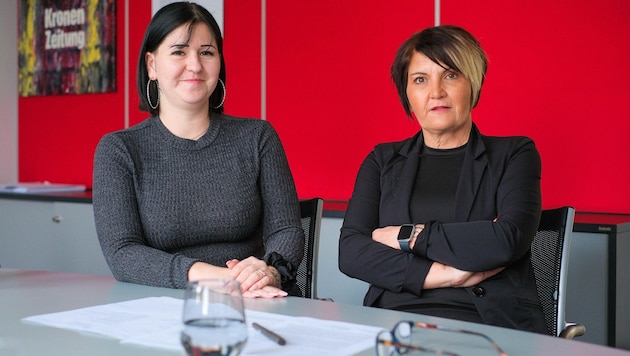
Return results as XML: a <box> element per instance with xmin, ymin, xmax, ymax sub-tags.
<box><xmin>190</xmin><ymin>128</ymin><xmax>208</xmax><ymax>140</ymax></box>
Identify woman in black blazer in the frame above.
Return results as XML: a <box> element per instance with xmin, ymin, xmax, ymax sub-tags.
<box><xmin>338</xmin><ymin>25</ymin><xmax>547</xmax><ymax>334</ymax></box>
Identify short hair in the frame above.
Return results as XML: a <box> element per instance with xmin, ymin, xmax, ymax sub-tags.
<box><xmin>137</xmin><ymin>2</ymin><xmax>225</xmax><ymax>115</ymax></box>
<box><xmin>391</xmin><ymin>25</ymin><xmax>488</xmax><ymax>117</ymax></box>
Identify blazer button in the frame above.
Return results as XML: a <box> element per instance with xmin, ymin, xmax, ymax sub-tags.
<box><xmin>472</xmin><ymin>285</ymin><xmax>486</xmax><ymax>297</ymax></box>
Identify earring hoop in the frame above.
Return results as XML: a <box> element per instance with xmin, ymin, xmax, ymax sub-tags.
<box><xmin>146</xmin><ymin>79</ymin><xmax>159</xmax><ymax>110</ymax></box>
<box><xmin>213</xmin><ymin>78</ymin><xmax>226</xmax><ymax>109</ymax></box>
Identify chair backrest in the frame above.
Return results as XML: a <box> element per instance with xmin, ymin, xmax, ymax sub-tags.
<box><xmin>530</xmin><ymin>206</ymin><xmax>575</xmax><ymax>337</ymax></box>
<box><xmin>296</xmin><ymin>198</ymin><xmax>323</xmax><ymax>298</ymax></box>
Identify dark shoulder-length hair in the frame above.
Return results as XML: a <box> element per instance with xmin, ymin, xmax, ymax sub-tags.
<box><xmin>137</xmin><ymin>2</ymin><xmax>226</xmax><ymax>115</ymax></box>
<box><xmin>391</xmin><ymin>25</ymin><xmax>488</xmax><ymax>117</ymax></box>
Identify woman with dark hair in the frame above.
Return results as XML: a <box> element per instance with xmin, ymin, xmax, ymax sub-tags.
<box><xmin>339</xmin><ymin>25</ymin><xmax>547</xmax><ymax>333</ymax></box>
<box><xmin>93</xmin><ymin>2</ymin><xmax>304</xmax><ymax>298</ymax></box>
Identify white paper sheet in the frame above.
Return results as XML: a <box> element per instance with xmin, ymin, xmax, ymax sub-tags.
<box><xmin>22</xmin><ymin>296</ymin><xmax>383</xmax><ymax>356</ymax></box>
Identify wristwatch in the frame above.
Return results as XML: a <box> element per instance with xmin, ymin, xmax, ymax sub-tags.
<box><xmin>398</xmin><ymin>224</ymin><xmax>415</xmax><ymax>252</ymax></box>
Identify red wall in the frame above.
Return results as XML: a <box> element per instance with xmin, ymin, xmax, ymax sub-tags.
<box><xmin>440</xmin><ymin>0</ymin><xmax>630</xmax><ymax>214</ymax></box>
<box><xmin>17</xmin><ymin>0</ymin><xmax>630</xmax><ymax>214</ymax></box>
<box><xmin>266</xmin><ymin>0</ymin><xmax>433</xmax><ymax>205</ymax></box>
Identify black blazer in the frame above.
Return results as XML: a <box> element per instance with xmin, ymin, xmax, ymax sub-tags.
<box><xmin>339</xmin><ymin>124</ymin><xmax>547</xmax><ymax>333</ymax></box>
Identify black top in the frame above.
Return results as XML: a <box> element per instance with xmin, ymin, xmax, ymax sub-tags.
<box><xmin>410</xmin><ymin>144</ymin><xmax>465</xmax><ymax>222</ymax></box>
<box><xmin>378</xmin><ymin>143</ymin><xmax>481</xmax><ymax>322</ymax></box>
<box><xmin>339</xmin><ymin>124</ymin><xmax>547</xmax><ymax>333</ymax></box>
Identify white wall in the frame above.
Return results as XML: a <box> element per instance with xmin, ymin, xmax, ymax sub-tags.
<box><xmin>0</xmin><ymin>1</ymin><xmax>18</xmax><ymax>184</ymax></box>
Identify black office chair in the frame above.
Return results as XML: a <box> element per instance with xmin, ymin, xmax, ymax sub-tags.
<box><xmin>296</xmin><ymin>198</ymin><xmax>323</xmax><ymax>298</ymax></box>
<box><xmin>530</xmin><ymin>206</ymin><xmax>586</xmax><ymax>339</ymax></box>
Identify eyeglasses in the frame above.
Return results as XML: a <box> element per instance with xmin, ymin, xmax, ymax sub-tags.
<box><xmin>376</xmin><ymin>321</ymin><xmax>508</xmax><ymax>356</ymax></box>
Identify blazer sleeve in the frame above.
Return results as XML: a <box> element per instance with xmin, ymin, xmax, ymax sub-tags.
<box><xmin>339</xmin><ymin>149</ymin><xmax>432</xmax><ymax>296</ymax></box>
<box><xmin>412</xmin><ymin>137</ymin><xmax>542</xmax><ymax>271</ymax></box>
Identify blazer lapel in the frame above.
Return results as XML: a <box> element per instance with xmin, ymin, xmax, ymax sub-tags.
<box><xmin>392</xmin><ymin>132</ymin><xmax>423</xmax><ymax>222</ymax></box>
<box><xmin>454</xmin><ymin>124</ymin><xmax>488</xmax><ymax>221</ymax></box>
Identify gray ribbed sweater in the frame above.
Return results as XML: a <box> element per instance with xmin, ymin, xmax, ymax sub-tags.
<box><xmin>93</xmin><ymin>114</ymin><xmax>304</xmax><ymax>289</ymax></box>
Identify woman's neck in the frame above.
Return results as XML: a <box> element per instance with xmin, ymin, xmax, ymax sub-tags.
<box><xmin>158</xmin><ymin>106</ymin><xmax>211</xmax><ymax>140</ymax></box>
<box><xmin>422</xmin><ymin>121</ymin><xmax>472</xmax><ymax>149</ymax></box>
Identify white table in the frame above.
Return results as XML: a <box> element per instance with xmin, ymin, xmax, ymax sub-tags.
<box><xmin>1</xmin><ymin>269</ymin><xmax>628</xmax><ymax>355</ymax></box>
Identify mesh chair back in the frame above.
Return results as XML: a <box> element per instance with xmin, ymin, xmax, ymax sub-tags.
<box><xmin>296</xmin><ymin>198</ymin><xmax>323</xmax><ymax>298</ymax></box>
<box><xmin>530</xmin><ymin>206</ymin><xmax>575</xmax><ymax>336</ymax></box>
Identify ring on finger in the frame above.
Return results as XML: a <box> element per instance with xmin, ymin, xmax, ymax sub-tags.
<box><xmin>256</xmin><ymin>269</ymin><xmax>266</xmax><ymax>277</ymax></box>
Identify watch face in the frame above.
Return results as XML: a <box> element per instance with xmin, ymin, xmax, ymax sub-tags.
<box><xmin>398</xmin><ymin>225</ymin><xmax>414</xmax><ymax>240</ymax></box>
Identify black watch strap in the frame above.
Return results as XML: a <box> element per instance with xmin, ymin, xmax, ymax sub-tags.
<box><xmin>399</xmin><ymin>239</ymin><xmax>412</xmax><ymax>252</ymax></box>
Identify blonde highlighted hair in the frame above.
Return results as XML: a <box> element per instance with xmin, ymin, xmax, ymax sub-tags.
<box><xmin>391</xmin><ymin>25</ymin><xmax>488</xmax><ymax>116</ymax></box>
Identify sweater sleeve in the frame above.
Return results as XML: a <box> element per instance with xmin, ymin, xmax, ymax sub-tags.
<box><xmin>257</xmin><ymin>121</ymin><xmax>305</xmax><ymax>268</ymax></box>
<box><xmin>92</xmin><ymin>133</ymin><xmax>198</xmax><ymax>289</ymax></box>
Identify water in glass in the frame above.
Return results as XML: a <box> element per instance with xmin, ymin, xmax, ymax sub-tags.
<box><xmin>181</xmin><ymin>278</ymin><xmax>247</xmax><ymax>356</ymax></box>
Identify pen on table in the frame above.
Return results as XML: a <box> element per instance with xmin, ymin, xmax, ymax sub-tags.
<box><xmin>252</xmin><ymin>322</ymin><xmax>286</xmax><ymax>346</ymax></box>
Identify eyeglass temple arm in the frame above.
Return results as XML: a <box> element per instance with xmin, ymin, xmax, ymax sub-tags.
<box><xmin>413</xmin><ymin>322</ymin><xmax>509</xmax><ymax>356</ymax></box>
<box><xmin>378</xmin><ymin>339</ymin><xmax>458</xmax><ymax>356</ymax></box>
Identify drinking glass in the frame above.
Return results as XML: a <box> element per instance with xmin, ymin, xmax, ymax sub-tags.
<box><xmin>181</xmin><ymin>278</ymin><xmax>248</xmax><ymax>356</ymax></box>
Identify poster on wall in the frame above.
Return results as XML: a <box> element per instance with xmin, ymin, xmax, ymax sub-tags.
<box><xmin>18</xmin><ymin>0</ymin><xmax>116</xmax><ymax>97</ymax></box>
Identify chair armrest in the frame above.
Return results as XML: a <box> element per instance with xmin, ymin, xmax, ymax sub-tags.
<box><xmin>559</xmin><ymin>323</ymin><xmax>586</xmax><ymax>339</ymax></box>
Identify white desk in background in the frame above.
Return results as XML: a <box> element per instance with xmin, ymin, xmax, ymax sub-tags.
<box><xmin>1</xmin><ymin>269</ymin><xmax>628</xmax><ymax>356</ymax></box>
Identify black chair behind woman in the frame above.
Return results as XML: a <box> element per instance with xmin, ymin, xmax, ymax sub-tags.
<box><xmin>531</xmin><ymin>206</ymin><xmax>586</xmax><ymax>339</ymax></box>
<box><xmin>297</xmin><ymin>198</ymin><xmax>323</xmax><ymax>298</ymax></box>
